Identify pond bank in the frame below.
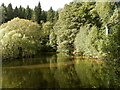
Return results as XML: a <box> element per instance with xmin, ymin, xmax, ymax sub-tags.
<box><xmin>2</xmin><ymin>51</ymin><xmax>116</xmax><ymax>62</ymax></box>
<box><xmin>2</xmin><ymin>52</ymin><xmax>120</xmax><ymax>88</ymax></box>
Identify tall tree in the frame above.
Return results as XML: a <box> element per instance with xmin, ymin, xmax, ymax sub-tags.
<box><xmin>0</xmin><ymin>6</ymin><xmax>6</xmax><ymax>24</ymax></box>
<box><xmin>37</xmin><ymin>2</ymin><xmax>42</xmax><ymax>21</ymax></box>
<box><xmin>1</xmin><ymin>3</ymin><xmax>7</xmax><ymax>10</ymax></box>
<box><xmin>18</xmin><ymin>5</ymin><xmax>23</xmax><ymax>18</ymax></box>
<box><xmin>25</xmin><ymin>5</ymin><xmax>32</xmax><ymax>20</ymax></box>
<box><xmin>6</xmin><ymin>3</ymin><xmax>14</xmax><ymax>21</ymax></box>
<box><xmin>0</xmin><ymin>3</ymin><xmax>7</xmax><ymax>23</ymax></box>
<box><xmin>22</xmin><ymin>8</ymin><xmax>26</xmax><ymax>19</ymax></box>
<box><xmin>53</xmin><ymin>11</ymin><xmax>59</xmax><ymax>24</ymax></box>
<box><xmin>41</xmin><ymin>10</ymin><xmax>47</xmax><ymax>22</ymax></box>
<box><xmin>32</xmin><ymin>2</ymin><xmax>42</xmax><ymax>24</ymax></box>
<box><xmin>47</xmin><ymin>7</ymin><xmax>55</xmax><ymax>23</ymax></box>
<box><xmin>32</xmin><ymin>6</ymin><xmax>38</xmax><ymax>22</ymax></box>
<box><xmin>14</xmin><ymin>6</ymin><xmax>19</xmax><ymax>18</ymax></box>
<box><xmin>18</xmin><ymin>5</ymin><xmax>25</xmax><ymax>18</ymax></box>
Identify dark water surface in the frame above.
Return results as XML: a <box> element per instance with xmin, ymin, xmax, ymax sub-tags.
<box><xmin>2</xmin><ymin>53</ymin><xmax>120</xmax><ymax>88</ymax></box>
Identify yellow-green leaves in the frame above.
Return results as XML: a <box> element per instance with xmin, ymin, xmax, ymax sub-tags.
<box><xmin>0</xmin><ymin>18</ymin><xmax>41</xmax><ymax>59</ymax></box>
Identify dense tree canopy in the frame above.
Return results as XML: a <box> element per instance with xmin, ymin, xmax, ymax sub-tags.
<box><xmin>47</xmin><ymin>7</ymin><xmax>55</xmax><ymax>23</ymax></box>
<box><xmin>6</xmin><ymin>3</ymin><xmax>14</xmax><ymax>21</ymax></box>
<box><xmin>50</xmin><ymin>2</ymin><xmax>120</xmax><ymax>60</ymax></box>
<box><xmin>14</xmin><ymin>6</ymin><xmax>19</xmax><ymax>17</ymax></box>
<box><xmin>0</xmin><ymin>18</ymin><xmax>42</xmax><ymax>59</ymax></box>
<box><xmin>0</xmin><ymin>6</ymin><xmax>6</xmax><ymax>24</ymax></box>
<box><xmin>0</xmin><ymin>1</ymin><xmax>120</xmax><ymax>61</ymax></box>
<box><xmin>0</xmin><ymin>2</ymin><xmax>59</xmax><ymax>25</ymax></box>
<box><xmin>32</xmin><ymin>2</ymin><xmax>42</xmax><ymax>24</ymax></box>
<box><xmin>41</xmin><ymin>10</ymin><xmax>47</xmax><ymax>22</ymax></box>
<box><xmin>25</xmin><ymin>6</ymin><xmax>32</xmax><ymax>20</ymax></box>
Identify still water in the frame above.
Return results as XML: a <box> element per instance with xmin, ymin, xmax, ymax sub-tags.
<box><xmin>2</xmin><ymin>53</ymin><xmax>120</xmax><ymax>88</ymax></box>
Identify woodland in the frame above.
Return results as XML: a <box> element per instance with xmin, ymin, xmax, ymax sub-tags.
<box><xmin>0</xmin><ymin>1</ymin><xmax>120</xmax><ymax>61</ymax></box>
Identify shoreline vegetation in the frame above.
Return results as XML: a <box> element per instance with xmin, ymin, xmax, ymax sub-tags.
<box><xmin>0</xmin><ymin>1</ymin><xmax>120</xmax><ymax>61</ymax></box>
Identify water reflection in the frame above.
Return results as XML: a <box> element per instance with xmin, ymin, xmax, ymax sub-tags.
<box><xmin>2</xmin><ymin>53</ymin><xmax>120</xmax><ymax>88</ymax></box>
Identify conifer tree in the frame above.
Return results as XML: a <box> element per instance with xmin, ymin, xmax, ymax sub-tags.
<box><xmin>0</xmin><ymin>3</ymin><xmax>7</xmax><ymax>23</ymax></box>
<box><xmin>14</xmin><ymin>6</ymin><xmax>19</xmax><ymax>18</ymax></box>
<box><xmin>32</xmin><ymin>2</ymin><xmax>42</xmax><ymax>24</ymax></box>
<box><xmin>1</xmin><ymin>3</ymin><xmax>7</xmax><ymax>11</ymax></box>
<box><xmin>18</xmin><ymin>5</ymin><xmax>26</xmax><ymax>18</ymax></box>
<box><xmin>6</xmin><ymin>3</ymin><xmax>14</xmax><ymax>21</ymax></box>
<box><xmin>47</xmin><ymin>7</ymin><xmax>55</xmax><ymax>23</ymax></box>
<box><xmin>25</xmin><ymin>5</ymin><xmax>32</xmax><ymax>20</ymax></box>
<box><xmin>18</xmin><ymin>5</ymin><xmax>23</xmax><ymax>18</ymax></box>
<box><xmin>22</xmin><ymin>8</ymin><xmax>26</xmax><ymax>18</ymax></box>
<box><xmin>1</xmin><ymin>3</ymin><xmax>6</xmax><ymax>8</ymax></box>
<box><xmin>32</xmin><ymin>6</ymin><xmax>38</xmax><ymax>22</ymax></box>
<box><xmin>37</xmin><ymin>2</ymin><xmax>42</xmax><ymax>22</ymax></box>
<box><xmin>53</xmin><ymin>11</ymin><xmax>59</xmax><ymax>23</ymax></box>
<box><xmin>41</xmin><ymin>10</ymin><xmax>47</xmax><ymax>22</ymax></box>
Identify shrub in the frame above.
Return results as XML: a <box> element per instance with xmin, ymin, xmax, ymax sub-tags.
<box><xmin>0</xmin><ymin>18</ymin><xmax>42</xmax><ymax>59</ymax></box>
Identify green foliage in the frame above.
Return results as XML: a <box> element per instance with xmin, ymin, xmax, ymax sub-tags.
<box><xmin>47</xmin><ymin>7</ymin><xmax>55</xmax><ymax>23</ymax></box>
<box><xmin>0</xmin><ymin>18</ymin><xmax>42</xmax><ymax>59</ymax></box>
<box><xmin>102</xmin><ymin>24</ymin><xmax>120</xmax><ymax>60</ymax></box>
<box><xmin>74</xmin><ymin>25</ymin><xmax>89</xmax><ymax>55</ymax></box>
<box><xmin>25</xmin><ymin>6</ymin><xmax>32</xmax><ymax>20</ymax></box>
<box><xmin>53</xmin><ymin>11</ymin><xmax>59</xmax><ymax>24</ymax></box>
<box><xmin>101</xmin><ymin>4</ymin><xmax>120</xmax><ymax>60</ymax></box>
<box><xmin>74</xmin><ymin>25</ymin><xmax>105</xmax><ymax>57</ymax></box>
<box><xmin>32</xmin><ymin>2</ymin><xmax>42</xmax><ymax>24</ymax></box>
<box><xmin>53</xmin><ymin>2</ymin><xmax>83</xmax><ymax>52</ymax></box>
<box><xmin>95</xmin><ymin>2</ymin><xmax>115</xmax><ymax>24</ymax></box>
<box><xmin>1</xmin><ymin>1</ymin><xmax>120</xmax><ymax>60</ymax></box>
<box><xmin>0</xmin><ymin>2</ymin><xmax>58</xmax><ymax>24</ymax></box>
<box><xmin>0</xmin><ymin>6</ymin><xmax>6</xmax><ymax>24</ymax></box>
<box><xmin>6</xmin><ymin>3</ymin><xmax>14</xmax><ymax>21</ymax></box>
<box><xmin>38</xmin><ymin>21</ymin><xmax>54</xmax><ymax>51</ymax></box>
<box><xmin>42</xmin><ymin>21</ymin><xmax>53</xmax><ymax>33</ymax></box>
<box><xmin>41</xmin><ymin>10</ymin><xmax>47</xmax><ymax>22</ymax></box>
<box><xmin>14</xmin><ymin>6</ymin><xmax>26</xmax><ymax>19</ymax></box>
<box><xmin>52</xmin><ymin>1</ymin><xmax>120</xmax><ymax>60</ymax></box>
<box><xmin>14</xmin><ymin>7</ymin><xmax>19</xmax><ymax>17</ymax></box>
<box><xmin>18</xmin><ymin>6</ymin><xmax>23</xmax><ymax>18</ymax></box>
<box><xmin>49</xmin><ymin>31</ymin><xmax>57</xmax><ymax>50</ymax></box>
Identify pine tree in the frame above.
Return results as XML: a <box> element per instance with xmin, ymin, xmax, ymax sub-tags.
<box><xmin>32</xmin><ymin>6</ymin><xmax>38</xmax><ymax>22</ymax></box>
<box><xmin>25</xmin><ymin>5</ymin><xmax>32</xmax><ymax>20</ymax></box>
<box><xmin>47</xmin><ymin>7</ymin><xmax>55</xmax><ymax>23</ymax></box>
<box><xmin>37</xmin><ymin>2</ymin><xmax>42</xmax><ymax>22</ymax></box>
<box><xmin>41</xmin><ymin>10</ymin><xmax>47</xmax><ymax>22</ymax></box>
<box><xmin>1</xmin><ymin>3</ymin><xmax>7</xmax><ymax>11</ymax></box>
<box><xmin>22</xmin><ymin>8</ymin><xmax>26</xmax><ymax>19</ymax></box>
<box><xmin>32</xmin><ymin>2</ymin><xmax>42</xmax><ymax>24</ymax></box>
<box><xmin>6</xmin><ymin>3</ymin><xmax>14</xmax><ymax>21</ymax></box>
<box><xmin>53</xmin><ymin>11</ymin><xmax>59</xmax><ymax>24</ymax></box>
<box><xmin>14</xmin><ymin>6</ymin><xmax>19</xmax><ymax>18</ymax></box>
<box><xmin>0</xmin><ymin>3</ymin><xmax>7</xmax><ymax>23</ymax></box>
<box><xmin>0</xmin><ymin>6</ymin><xmax>6</xmax><ymax>24</ymax></box>
<box><xmin>18</xmin><ymin>5</ymin><xmax>26</xmax><ymax>18</ymax></box>
<box><xmin>18</xmin><ymin>5</ymin><xmax>23</xmax><ymax>18</ymax></box>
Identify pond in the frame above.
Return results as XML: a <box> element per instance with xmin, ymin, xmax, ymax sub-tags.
<box><xmin>2</xmin><ymin>53</ymin><xmax>120</xmax><ymax>88</ymax></box>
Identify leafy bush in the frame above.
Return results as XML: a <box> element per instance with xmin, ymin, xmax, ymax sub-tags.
<box><xmin>0</xmin><ymin>18</ymin><xmax>42</xmax><ymax>59</ymax></box>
